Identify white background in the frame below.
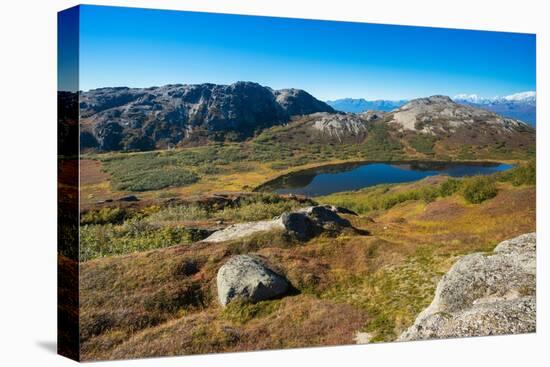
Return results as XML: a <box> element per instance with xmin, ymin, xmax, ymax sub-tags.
<box><xmin>0</xmin><ymin>0</ymin><xmax>548</xmax><ymax>365</ymax></box>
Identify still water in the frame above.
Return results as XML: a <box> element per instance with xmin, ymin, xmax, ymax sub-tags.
<box><xmin>258</xmin><ymin>161</ymin><xmax>512</xmax><ymax>196</ymax></box>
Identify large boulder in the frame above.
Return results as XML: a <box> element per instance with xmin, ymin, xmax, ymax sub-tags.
<box><xmin>202</xmin><ymin>205</ymin><xmax>353</xmax><ymax>243</ymax></box>
<box><xmin>216</xmin><ymin>255</ymin><xmax>289</xmax><ymax>306</ymax></box>
<box><xmin>399</xmin><ymin>233</ymin><xmax>536</xmax><ymax>341</ymax></box>
<box><xmin>283</xmin><ymin>205</ymin><xmax>352</xmax><ymax>240</ymax></box>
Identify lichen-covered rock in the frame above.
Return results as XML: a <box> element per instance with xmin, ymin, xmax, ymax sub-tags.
<box><xmin>399</xmin><ymin>233</ymin><xmax>536</xmax><ymax>341</ymax></box>
<box><xmin>201</xmin><ymin>220</ymin><xmax>285</xmax><ymax>243</ymax></box>
<box><xmin>216</xmin><ymin>255</ymin><xmax>289</xmax><ymax>306</ymax></box>
<box><xmin>202</xmin><ymin>205</ymin><xmax>352</xmax><ymax>243</ymax></box>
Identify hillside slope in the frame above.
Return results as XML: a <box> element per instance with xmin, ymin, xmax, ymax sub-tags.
<box><xmin>76</xmin><ymin>172</ymin><xmax>535</xmax><ymax>360</ymax></box>
<box><xmin>251</xmin><ymin>95</ymin><xmax>535</xmax><ymax>160</ymax></box>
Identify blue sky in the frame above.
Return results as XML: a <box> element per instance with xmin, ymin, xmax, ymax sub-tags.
<box><xmin>70</xmin><ymin>5</ymin><xmax>535</xmax><ymax>100</ymax></box>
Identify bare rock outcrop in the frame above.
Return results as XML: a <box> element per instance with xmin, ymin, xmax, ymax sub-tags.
<box><xmin>310</xmin><ymin>113</ymin><xmax>369</xmax><ymax>142</ymax></box>
<box><xmin>217</xmin><ymin>255</ymin><xmax>289</xmax><ymax>306</ymax></box>
<box><xmin>399</xmin><ymin>233</ymin><xmax>536</xmax><ymax>341</ymax></box>
<box><xmin>203</xmin><ymin>205</ymin><xmax>352</xmax><ymax>243</ymax></box>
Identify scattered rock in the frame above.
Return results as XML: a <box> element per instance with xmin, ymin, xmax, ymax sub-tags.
<box><xmin>216</xmin><ymin>255</ymin><xmax>289</xmax><ymax>306</ymax></box>
<box><xmin>398</xmin><ymin>233</ymin><xmax>536</xmax><ymax>341</ymax></box>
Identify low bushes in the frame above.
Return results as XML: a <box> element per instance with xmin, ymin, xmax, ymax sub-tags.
<box><xmin>112</xmin><ymin>168</ymin><xmax>199</xmax><ymax>191</ymax></box>
<box><xmin>79</xmin><ymin>193</ymin><xmax>313</xmax><ymax>260</ymax></box>
<box><xmin>80</xmin><ymin>220</ymin><xmax>206</xmax><ymax>261</ymax></box>
<box><xmin>462</xmin><ymin>176</ymin><xmax>498</xmax><ymax>204</ymax></box>
<box><xmin>409</xmin><ymin>134</ymin><xmax>436</xmax><ymax>155</ymax></box>
<box><xmin>439</xmin><ymin>178</ymin><xmax>462</xmax><ymax>197</ymax></box>
<box><xmin>498</xmin><ymin>160</ymin><xmax>535</xmax><ymax>186</ymax></box>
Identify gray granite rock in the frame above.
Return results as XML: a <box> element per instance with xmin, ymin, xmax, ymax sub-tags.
<box><xmin>399</xmin><ymin>233</ymin><xmax>536</xmax><ymax>341</ymax></box>
<box><xmin>217</xmin><ymin>255</ymin><xmax>289</xmax><ymax>306</ymax></box>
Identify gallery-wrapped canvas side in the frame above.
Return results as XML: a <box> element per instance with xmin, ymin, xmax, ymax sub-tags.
<box><xmin>57</xmin><ymin>6</ymin><xmax>80</xmax><ymax>362</ymax></box>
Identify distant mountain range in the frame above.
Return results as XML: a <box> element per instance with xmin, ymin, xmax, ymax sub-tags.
<box><xmin>326</xmin><ymin>98</ymin><xmax>407</xmax><ymax>113</ymax></box>
<box><xmin>453</xmin><ymin>92</ymin><xmax>536</xmax><ymax>126</ymax></box>
<box><xmin>327</xmin><ymin>91</ymin><xmax>536</xmax><ymax>126</ymax></box>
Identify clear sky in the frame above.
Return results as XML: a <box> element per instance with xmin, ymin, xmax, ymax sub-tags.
<box><xmin>71</xmin><ymin>5</ymin><xmax>536</xmax><ymax>101</ymax></box>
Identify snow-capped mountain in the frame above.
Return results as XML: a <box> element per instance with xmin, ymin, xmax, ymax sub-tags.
<box><xmin>453</xmin><ymin>94</ymin><xmax>490</xmax><ymax>104</ymax></box>
<box><xmin>502</xmin><ymin>91</ymin><xmax>536</xmax><ymax>103</ymax></box>
<box><xmin>327</xmin><ymin>92</ymin><xmax>536</xmax><ymax>126</ymax></box>
<box><xmin>453</xmin><ymin>91</ymin><xmax>536</xmax><ymax>105</ymax></box>
<box><xmin>453</xmin><ymin>91</ymin><xmax>536</xmax><ymax>126</ymax></box>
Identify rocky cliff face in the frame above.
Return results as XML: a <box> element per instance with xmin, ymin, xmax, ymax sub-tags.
<box><xmin>399</xmin><ymin>233</ymin><xmax>536</xmax><ymax>341</ymax></box>
<box><xmin>79</xmin><ymin>82</ymin><xmax>334</xmax><ymax>151</ymax></box>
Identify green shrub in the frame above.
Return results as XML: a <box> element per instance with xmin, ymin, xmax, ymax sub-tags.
<box><xmin>363</xmin><ymin>122</ymin><xmax>403</xmax><ymax>159</ymax></box>
<box><xmin>439</xmin><ymin>178</ymin><xmax>462</xmax><ymax>197</ymax></box>
<box><xmin>113</xmin><ymin>169</ymin><xmax>199</xmax><ymax>191</ymax></box>
<box><xmin>499</xmin><ymin>160</ymin><xmax>535</xmax><ymax>186</ymax></box>
<box><xmin>462</xmin><ymin>176</ymin><xmax>498</xmax><ymax>204</ymax></box>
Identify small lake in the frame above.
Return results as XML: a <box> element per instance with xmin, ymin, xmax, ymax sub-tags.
<box><xmin>258</xmin><ymin>161</ymin><xmax>513</xmax><ymax>197</ymax></box>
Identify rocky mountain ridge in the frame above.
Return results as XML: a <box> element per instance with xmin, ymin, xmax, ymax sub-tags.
<box><xmin>78</xmin><ymin>81</ymin><xmax>334</xmax><ymax>151</ymax></box>
<box><xmin>73</xmin><ymin>83</ymin><xmax>535</xmax><ymax>152</ymax></box>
